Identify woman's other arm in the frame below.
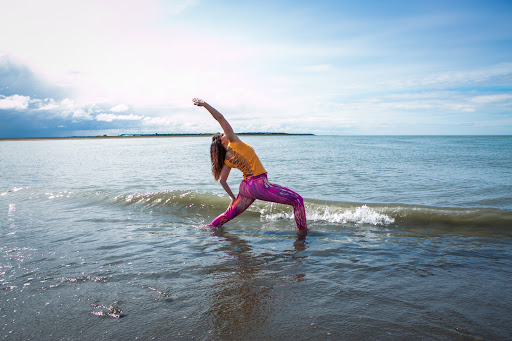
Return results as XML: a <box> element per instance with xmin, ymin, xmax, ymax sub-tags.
<box><xmin>219</xmin><ymin>164</ymin><xmax>236</xmax><ymax>207</ymax></box>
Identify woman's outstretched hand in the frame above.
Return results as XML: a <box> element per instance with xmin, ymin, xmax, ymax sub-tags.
<box><xmin>192</xmin><ymin>98</ymin><xmax>205</xmax><ymax>106</ymax></box>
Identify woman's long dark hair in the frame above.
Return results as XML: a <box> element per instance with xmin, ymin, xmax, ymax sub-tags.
<box><xmin>210</xmin><ymin>133</ymin><xmax>226</xmax><ymax>181</ymax></box>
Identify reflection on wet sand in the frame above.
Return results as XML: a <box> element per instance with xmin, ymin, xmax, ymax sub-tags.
<box><xmin>204</xmin><ymin>230</ymin><xmax>307</xmax><ymax>339</ymax></box>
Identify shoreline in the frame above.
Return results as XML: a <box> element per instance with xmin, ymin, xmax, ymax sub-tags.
<box><xmin>0</xmin><ymin>132</ymin><xmax>314</xmax><ymax>141</ymax></box>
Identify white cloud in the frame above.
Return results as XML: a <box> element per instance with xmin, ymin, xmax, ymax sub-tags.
<box><xmin>56</xmin><ymin>98</ymin><xmax>93</xmax><ymax>120</ymax></box>
<box><xmin>470</xmin><ymin>94</ymin><xmax>512</xmax><ymax>104</ymax></box>
<box><xmin>142</xmin><ymin>116</ymin><xmax>171</xmax><ymax>125</ymax></box>
<box><xmin>0</xmin><ymin>94</ymin><xmax>30</xmax><ymax>110</ymax></box>
<box><xmin>96</xmin><ymin>113</ymin><xmax>145</xmax><ymax>122</ymax></box>
<box><xmin>60</xmin><ymin>98</ymin><xmax>78</xmax><ymax>110</ymax></box>
<box><xmin>72</xmin><ymin>108</ymin><xmax>93</xmax><ymax>120</ymax></box>
<box><xmin>377</xmin><ymin>63</ymin><xmax>512</xmax><ymax>91</ymax></box>
<box><xmin>36</xmin><ymin>98</ymin><xmax>59</xmax><ymax>110</ymax></box>
<box><xmin>110</xmin><ymin>104</ymin><xmax>129</xmax><ymax>112</ymax></box>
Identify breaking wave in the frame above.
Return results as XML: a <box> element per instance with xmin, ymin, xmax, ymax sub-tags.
<box><xmin>102</xmin><ymin>190</ymin><xmax>512</xmax><ymax>229</ymax></box>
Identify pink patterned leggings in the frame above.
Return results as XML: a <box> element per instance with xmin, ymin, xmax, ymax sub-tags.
<box><xmin>209</xmin><ymin>173</ymin><xmax>307</xmax><ymax>230</ymax></box>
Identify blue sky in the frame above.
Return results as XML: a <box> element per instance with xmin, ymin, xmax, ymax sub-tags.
<box><xmin>1</xmin><ymin>0</ymin><xmax>511</xmax><ymax>137</ymax></box>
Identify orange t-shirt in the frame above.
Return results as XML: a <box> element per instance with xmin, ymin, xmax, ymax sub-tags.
<box><xmin>225</xmin><ymin>141</ymin><xmax>267</xmax><ymax>179</ymax></box>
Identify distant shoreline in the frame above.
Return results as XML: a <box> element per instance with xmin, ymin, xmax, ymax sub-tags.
<box><xmin>0</xmin><ymin>132</ymin><xmax>314</xmax><ymax>141</ymax></box>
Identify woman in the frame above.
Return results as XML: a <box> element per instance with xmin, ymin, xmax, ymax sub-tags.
<box><xmin>193</xmin><ymin>98</ymin><xmax>307</xmax><ymax>236</ymax></box>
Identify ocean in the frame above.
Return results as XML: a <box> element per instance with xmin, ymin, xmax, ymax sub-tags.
<box><xmin>1</xmin><ymin>135</ymin><xmax>512</xmax><ymax>340</ymax></box>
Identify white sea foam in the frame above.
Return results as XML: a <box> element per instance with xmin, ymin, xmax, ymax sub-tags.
<box><xmin>1</xmin><ymin>187</ymin><xmax>30</xmax><ymax>196</ymax></box>
<box><xmin>262</xmin><ymin>204</ymin><xmax>395</xmax><ymax>226</ymax></box>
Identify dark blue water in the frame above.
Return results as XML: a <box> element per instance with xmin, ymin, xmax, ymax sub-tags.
<box><xmin>1</xmin><ymin>135</ymin><xmax>511</xmax><ymax>339</ymax></box>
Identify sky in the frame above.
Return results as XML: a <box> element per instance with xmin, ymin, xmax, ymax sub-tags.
<box><xmin>1</xmin><ymin>0</ymin><xmax>511</xmax><ymax>137</ymax></box>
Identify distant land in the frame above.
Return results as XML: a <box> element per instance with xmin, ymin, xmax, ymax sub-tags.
<box><xmin>0</xmin><ymin>132</ymin><xmax>314</xmax><ymax>141</ymax></box>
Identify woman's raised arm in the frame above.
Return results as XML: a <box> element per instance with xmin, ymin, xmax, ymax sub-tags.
<box><xmin>193</xmin><ymin>98</ymin><xmax>240</xmax><ymax>143</ymax></box>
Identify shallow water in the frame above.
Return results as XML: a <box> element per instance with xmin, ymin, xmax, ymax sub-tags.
<box><xmin>1</xmin><ymin>136</ymin><xmax>512</xmax><ymax>340</ymax></box>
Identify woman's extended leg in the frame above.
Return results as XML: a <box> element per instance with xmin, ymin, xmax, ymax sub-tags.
<box><xmin>243</xmin><ymin>176</ymin><xmax>307</xmax><ymax>230</ymax></box>
<box><xmin>208</xmin><ymin>193</ymin><xmax>255</xmax><ymax>228</ymax></box>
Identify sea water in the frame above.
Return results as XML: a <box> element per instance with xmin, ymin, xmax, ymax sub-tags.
<box><xmin>1</xmin><ymin>135</ymin><xmax>512</xmax><ymax>339</ymax></box>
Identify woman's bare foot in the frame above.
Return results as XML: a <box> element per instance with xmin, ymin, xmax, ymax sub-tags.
<box><xmin>296</xmin><ymin>228</ymin><xmax>308</xmax><ymax>241</ymax></box>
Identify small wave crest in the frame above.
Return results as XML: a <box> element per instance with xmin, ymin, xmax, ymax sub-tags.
<box><xmin>1</xmin><ymin>186</ymin><xmax>31</xmax><ymax>196</ymax></box>
<box><xmin>112</xmin><ymin>190</ymin><xmax>225</xmax><ymax>208</ymax></box>
<box><xmin>309</xmin><ymin>204</ymin><xmax>395</xmax><ymax>225</ymax></box>
<box><xmin>262</xmin><ymin>204</ymin><xmax>395</xmax><ymax>226</ymax></box>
